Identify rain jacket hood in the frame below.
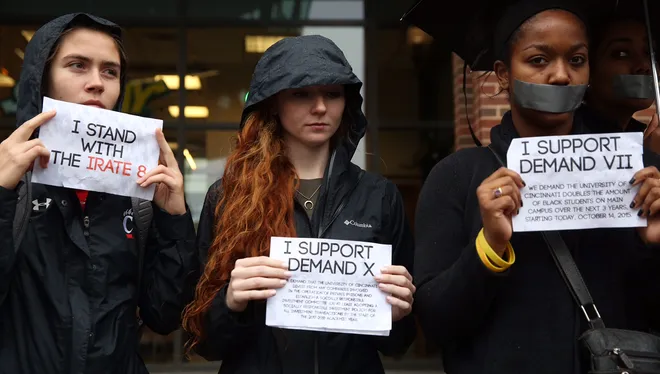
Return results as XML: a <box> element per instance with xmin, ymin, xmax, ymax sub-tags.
<box><xmin>242</xmin><ymin>34</ymin><xmax>367</xmax><ymax>162</ymax></box>
<box><xmin>16</xmin><ymin>12</ymin><xmax>126</xmax><ymax>128</ymax></box>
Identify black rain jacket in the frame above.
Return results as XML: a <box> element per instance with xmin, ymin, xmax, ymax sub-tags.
<box><xmin>0</xmin><ymin>13</ymin><xmax>197</xmax><ymax>374</ymax></box>
<box><xmin>194</xmin><ymin>35</ymin><xmax>416</xmax><ymax>374</ymax></box>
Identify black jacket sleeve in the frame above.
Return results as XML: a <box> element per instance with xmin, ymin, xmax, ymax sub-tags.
<box><xmin>138</xmin><ymin>203</ymin><xmax>197</xmax><ymax>335</ymax></box>
<box><xmin>371</xmin><ymin>180</ymin><xmax>417</xmax><ymax>357</ymax></box>
<box><xmin>192</xmin><ymin>181</ymin><xmax>258</xmax><ymax>361</ymax></box>
<box><xmin>626</xmin><ymin>231</ymin><xmax>660</xmax><ymax>332</ymax></box>
<box><xmin>413</xmin><ymin>153</ymin><xmax>508</xmax><ymax>346</ymax></box>
<box><xmin>0</xmin><ymin>186</ymin><xmax>19</xmax><ymax>307</ymax></box>
<box><xmin>634</xmin><ymin>148</ymin><xmax>660</xmax><ymax>331</ymax></box>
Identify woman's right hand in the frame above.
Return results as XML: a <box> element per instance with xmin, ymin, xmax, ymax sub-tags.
<box><xmin>476</xmin><ymin>167</ymin><xmax>525</xmax><ymax>256</ymax></box>
<box><xmin>0</xmin><ymin>110</ymin><xmax>56</xmax><ymax>190</ymax></box>
<box><xmin>226</xmin><ymin>256</ymin><xmax>291</xmax><ymax>312</ymax></box>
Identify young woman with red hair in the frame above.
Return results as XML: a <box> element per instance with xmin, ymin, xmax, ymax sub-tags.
<box><xmin>182</xmin><ymin>35</ymin><xmax>417</xmax><ymax>374</ymax></box>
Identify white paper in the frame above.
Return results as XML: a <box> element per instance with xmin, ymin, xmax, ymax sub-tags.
<box><xmin>266</xmin><ymin>237</ymin><xmax>392</xmax><ymax>336</ymax></box>
<box><xmin>32</xmin><ymin>97</ymin><xmax>163</xmax><ymax>200</ymax></box>
<box><xmin>508</xmin><ymin>132</ymin><xmax>646</xmax><ymax>232</ymax></box>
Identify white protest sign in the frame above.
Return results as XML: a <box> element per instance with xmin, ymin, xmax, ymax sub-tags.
<box><xmin>32</xmin><ymin>97</ymin><xmax>163</xmax><ymax>200</ymax></box>
<box><xmin>507</xmin><ymin>132</ymin><xmax>645</xmax><ymax>232</ymax></box>
<box><xmin>266</xmin><ymin>236</ymin><xmax>392</xmax><ymax>336</ymax></box>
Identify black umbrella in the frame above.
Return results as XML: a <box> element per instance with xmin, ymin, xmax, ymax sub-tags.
<box><xmin>640</xmin><ymin>0</ymin><xmax>660</xmax><ymax>117</ymax></box>
<box><xmin>400</xmin><ymin>0</ymin><xmax>623</xmax><ymax>71</ymax></box>
<box><xmin>399</xmin><ymin>0</ymin><xmax>499</xmax><ymax>71</ymax></box>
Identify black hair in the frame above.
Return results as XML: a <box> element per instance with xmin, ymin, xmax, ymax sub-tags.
<box><xmin>503</xmin><ymin>19</ymin><xmax>531</xmax><ymax>66</ymax></box>
<box><xmin>502</xmin><ymin>9</ymin><xmax>591</xmax><ymax>67</ymax></box>
<box><xmin>495</xmin><ymin>2</ymin><xmax>588</xmax><ymax>67</ymax></box>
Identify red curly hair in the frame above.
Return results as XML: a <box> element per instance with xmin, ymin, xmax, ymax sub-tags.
<box><xmin>181</xmin><ymin>106</ymin><xmax>298</xmax><ymax>353</ymax></box>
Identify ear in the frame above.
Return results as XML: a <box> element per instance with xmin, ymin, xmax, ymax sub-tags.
<box><xmin>493</xmin><ymin>60</ymin><xmax>510</xmax><ymax>91</ymax></box>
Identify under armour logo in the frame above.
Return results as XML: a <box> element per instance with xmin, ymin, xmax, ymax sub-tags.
<box><xmin>32</xmin><ymin>198</ymin><xmax>52</xmax><ymax>212</ymax></box>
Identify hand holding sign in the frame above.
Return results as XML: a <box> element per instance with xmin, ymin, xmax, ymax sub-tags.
<box><xmin>0</xmin><ymin>110</ymin><xmax>56</xmax><ymax>190</ymax></box>
<box><xmin>136</xmin><ymin>129</ymin><xmax>186</xmax><ymax>215</ymax></box>
<box><xmin>476</xmin><ymin>167</ymin><xmax>525</xmax><ymax>256</ymax></box>
<box><xmin>226</xmin><ymin>256</ymin><xmax>291</xmax><ymax>312</ymax></box>
<box><xmin>375</xmin><ymin>266</ymin><xmax>415</xmax><ymax>322</ymax></box>
<box><xmin>631</xmin><ymin>166</ymin><xmax>660</xmax><ymax>244</ymax></box>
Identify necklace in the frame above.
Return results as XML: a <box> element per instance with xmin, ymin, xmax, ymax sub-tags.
<box><xmin>295</xmin><ymin>184</ymin><xmax>322</xmax><ymax>210</ymax></box>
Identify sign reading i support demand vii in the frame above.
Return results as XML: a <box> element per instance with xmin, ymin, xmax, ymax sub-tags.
<box><xmin>266</xmin><ymin>237</ymin><xmax>392</xmax><ymax>336</ymax></box>
<box><xmin>507</xmin><ymin>132</ymin><xmax>646</xmax><ymax>232</ymax></box>
<box><xmin>32</xmin><ymin>97</ymin><xmax>163</xmax><ymax>200</ymax></box>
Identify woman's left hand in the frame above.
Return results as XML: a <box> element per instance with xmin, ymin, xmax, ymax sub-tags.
<box><xmin>136</xmin><ymin>128</ymin><xmax>187</xmax><ymax>216</ymax></box>
<box><xmin>631</xmin><ymin>166</ymin><xmax>660</xmax><ymax>243</ymax></box>
<box><xmin>375</xmin><ymin>266</ymin><xmax>415</xmax><ymax>322</ymax></box>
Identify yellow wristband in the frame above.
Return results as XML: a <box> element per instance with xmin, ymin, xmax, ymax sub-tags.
<box><xmin>475</xmin><ymin>228</ymin><xmax>515</xmax><ymax>272</ymax></box>
<box><xmin>476</xmin><ymin>239</ymin><xmax>505</xmax><ymax>272</ymax></box>
<box><xmin>479</xmin><ymin>230</ymin><xmax>515</xmax><ymax>268</ymax></box>
<box><xmin>475</xmin><ymin>232</ymin><xmax>506</xmax><ymax>272</ymax></box>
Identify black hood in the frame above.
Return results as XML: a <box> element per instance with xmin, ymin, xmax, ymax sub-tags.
<box><xmin>242</xmin><ymin>34</ymin><xmax>367</xmax><ymax>161</ymax></box>
<box><xmin>16</xmin><ymin>13</ymin><xmax>126</xmax><ymax>128</ymax></box>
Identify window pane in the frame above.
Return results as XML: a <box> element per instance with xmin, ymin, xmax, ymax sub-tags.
<box><xmin>2</xmin><ymin>1</ymin><xmax>178</xmax><ymax>20</ymax></box>
<box><xmin>178</xmin><ymin>129</ymin><xmax>238</xmax><ymax>365</ymax></box>
<box><xmin>0</xmin><ymin>25</ymin><xmax>36</xmax><ymax>128</ymax></box>
<box><xmin>188</xmin><ymin>0</ymin><xmax>364</xmax><ymax>21</ymax></box>
<box><xmin>183</xmin><ymin>130</ymin><xmax>237</xmax><ymax>227</ymax></box>
<box><xmin>183</xmin><ymin>27</ymin><xmax>301</xmax><ymax>126</ymax></box>
<box><xmin>122</xmin><ymin>28</ymin><xmax>180</xmax><ymax>120</ymax></box>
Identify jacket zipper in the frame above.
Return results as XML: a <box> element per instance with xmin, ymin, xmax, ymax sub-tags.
<box><xmin>612</xmin><ymin>347</ymin><xmax>634</xmax><ymax>369</ymax></box>
<box><xmin>312</xmin><ymin>172</ymin><xmax>363</xmax><ymax>374</ymax></box>
<box><xmin>317</xmin><ymin>171</ymin><xmax>364</xmax><ymax>238</ymax></box>
<box><xmin>314</xmin><ymin>337</ymin><xmax>319</xmax><ymax>374</ymax></box>
<box><xmin>303</xmin><ymin>150</ymin><xmax>362</xmax><ymax>374</ymax></box>
<box><xmin>293</xmin><ymin>201</ymin><xmax>320</xmax><ymax>374</ymax></box>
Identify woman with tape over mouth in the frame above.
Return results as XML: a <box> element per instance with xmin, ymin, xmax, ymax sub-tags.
<box><xmin>579</xmin><ymin>0</ymin><xmax>660</xmax><ymax>151</ymax></box>
<box><xmin>414</xmin><ymin>1</ymin><xmax>660</xmax><ymax>373</ymax></box>
<box><xmin>182</xmin><ymin>35</ymin><xmax>416</xmax><ymax>374</ymax></box>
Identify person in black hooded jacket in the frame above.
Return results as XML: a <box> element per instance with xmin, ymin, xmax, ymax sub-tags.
<box><xmin>414</xmin><ymin>2</ymin><xmax>660</xmax><ymax>374</ymax></box>
<box><xmin>182</xmin><ymin>34</ymin><xmax>416</xmax><ymax>374</ymax></box>
<box><xmin>0</xmin><ymin>13</ymin><xmax>197</xmax><ymax>374</ymax></box>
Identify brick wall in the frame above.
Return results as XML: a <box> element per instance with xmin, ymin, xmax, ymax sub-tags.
<box><xmin>452</xmin><ymin>54</ymin><xmax>510</xmax><ymax>150</ymax></box>
<box><xmin>452</xmin><ymin>54</ymin><xmax>657</xmax><ymax>151</ymax></box>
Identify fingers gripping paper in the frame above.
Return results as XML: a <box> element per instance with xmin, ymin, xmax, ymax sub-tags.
<box><xmin>508</xmin><ymin>132</ymin><xmax>646</xmax><ymax>232</ymax></box>
<box><xmin>266</xmin><ymin>237</ymin><xmax>392</xmax><ymax>336</ymax></box>
<box><xmin>32</xmin><ymin>97</ymin><xmax>163</xmax><ymax>200</ymax></box>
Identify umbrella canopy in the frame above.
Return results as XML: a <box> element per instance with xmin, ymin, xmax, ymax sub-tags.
<box><xmin>400</xmin><ymin>0</ymin><xmax>624</xmax><ymax>71</ymax></box>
